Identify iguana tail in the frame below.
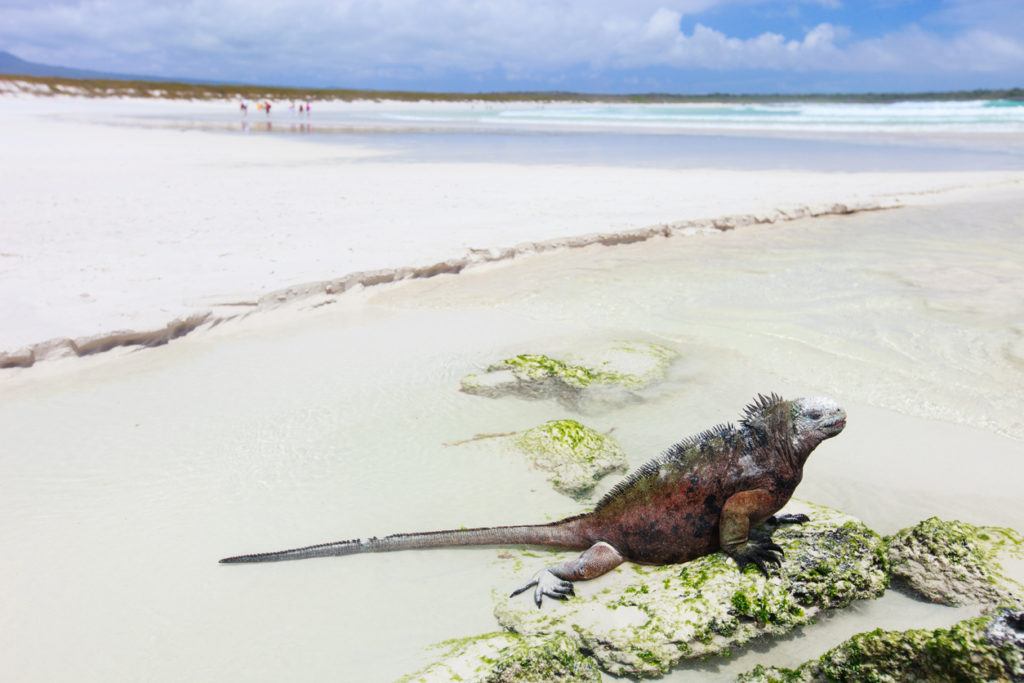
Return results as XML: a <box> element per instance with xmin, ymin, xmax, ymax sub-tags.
<box><xmin>218</xmin><ymin>518</ymin><xmax>588</xmax><ymax>564</ymax></box>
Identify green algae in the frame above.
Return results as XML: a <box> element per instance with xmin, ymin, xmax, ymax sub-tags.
<box><xmin>508</xmin><ymin>419</ymin><xmax>628</xmax><ymax>499</ymax></box>
<box><xmin>447</xmin><ymin>418</ymin><xmax>627</xmax><ymax>499</ymax></box>
<box><xmin>399</xmin><ymin>631</ymin><xmax>602</xmax><ymax>683</ymax></box>
<box><xmin>460</xmin><ymin>341</ymin><xmax>677</xmax><ymax>411</ymax></box>
<box><xmin>886</xmin><ymin>517</ymin><xmax>1023</xmax><ymax>607</ymax></box>
<box><xmin>783</xmin><ymin>519</ymin><xmax>891</xmax><ymax>610</ymax></box>
<box><xmin>500</xmin><ymin>354</ymin><xmax>606</xmax><ymax>388</ymax></box>
<box><xmin>738</xmin><ymin>608</ymin><xmax>1024</xmax><ymax>683</ymax></box>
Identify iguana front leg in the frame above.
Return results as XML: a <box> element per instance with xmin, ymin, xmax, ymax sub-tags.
<box><xmin>719</xmin><ymin>489</ymin><xmax>785</xmax><ymax>577</ymax></box>
<box><xmin>510</xmin><ymin>541</ymin><xmax>624</xmax><ymax>607</ymax></box>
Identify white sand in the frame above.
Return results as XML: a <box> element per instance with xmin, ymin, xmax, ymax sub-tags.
<box><xmin>1</xmin><ymin>94</ymin><xmax>1021</xmax><ymax>364</ymax></box>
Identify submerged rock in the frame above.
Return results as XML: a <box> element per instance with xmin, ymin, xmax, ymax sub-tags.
<box><xmin>886</xmin><ymin>517</ymin><xmax>1024</xmax><ymax>607</ymax></box>
<box><xmin>460</xmin><ymin>341</ymin><xmax>677</xmax><ymax>412</ymax></box>
<box><xmin>447</xmin><ymin>419</ymin><xmax>628</xmax><ymax>499</ymax></box>
<box><xmin>398</xmin><ymin>631</ymin><xmax>603</xmax><ymax>683</ymax></box>
<box><xmin>738</xmin><ymin>608</ymin><xmax>1024</xmax><ymax>683</ymax></box>
<box><xmin>492</xmin><ymin>501</ymin><xmax>888</xmax><ymax>678</ymax></box>
<box><xmin>509</xmin><ymin>420</ymin><xmax>628</xmax><ymax>499</ymax></box>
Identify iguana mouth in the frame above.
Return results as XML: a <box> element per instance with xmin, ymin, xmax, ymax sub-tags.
<box><xmin>824</xmin><ymin>417</ymin><xmax>846</xmax><ymax>433</ymax></box>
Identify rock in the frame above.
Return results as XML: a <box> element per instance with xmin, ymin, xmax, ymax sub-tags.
<box><xmin>398</xmin><ymin>631</ymin><xmax>603</xmax><ymax>683</ymax></box>
<box><xmin>886</xmin><ymin>517</ymin><xmax>1024</xmax><ymax>607</ymax></box>
<box><xmin>460</xmin><ymin>341</ymin><xmax>677</xmax><ymax>412</ymax></box>
<box><xmin>738</xmin><ymin>608</ymin><xmax>1024</xmax><ymax>683</ymax></box>
<box><xmin>492</xmin><ymin>501</ymin><xmax>888</xmax><ymax>678</ymax></box>
<box><xmin>447</xmin><ymin>419</ymin><xmax>628</xmax><ymax>499</ymax></box>
<box><xmin>508</xmin><ymin>420</ymin><xmax>628</xmax><ymax>499</ymax></box>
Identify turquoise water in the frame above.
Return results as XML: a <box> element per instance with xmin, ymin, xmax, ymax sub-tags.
<box><xmin>115</xmin><ymin>97</ymin><xmax>1024</xmax><ymax>136</ymax></box>
<box><xmin>380</xmin><ymin>100</ymin><xmax>1024</xmax><ymax>132</ymax></box>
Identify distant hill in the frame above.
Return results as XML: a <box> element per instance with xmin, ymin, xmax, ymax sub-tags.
<box><xmin>0</xmin><ymin>49</ymin><xmax>210</xmax><ymax>84</ymax></box>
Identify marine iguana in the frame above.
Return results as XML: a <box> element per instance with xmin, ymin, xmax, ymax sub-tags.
<box><xmin>220</xmin><ymin>394</ymin><xmax>846</xmax><ymax>606</ymax></box>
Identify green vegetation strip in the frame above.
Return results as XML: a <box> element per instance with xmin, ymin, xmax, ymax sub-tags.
<box><xmin>3</xmin><ymin>74</ymin><xmax>1022</xmax><ymax>103</ymax></box>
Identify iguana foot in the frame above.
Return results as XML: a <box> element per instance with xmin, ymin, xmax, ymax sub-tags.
<box><xmin>510</xmin><ymin>569</ymin><xmax>575</xmax><ymax>607</ymax></box>
<box><xmin>768</xmin><ymin>513</ymin><xmax>810</xmax><ymax>525</ymax></box>
<box><xmin>725</xmin><ymin>537</ymin><xmax>784</xmax><ymax>578</ymax></box>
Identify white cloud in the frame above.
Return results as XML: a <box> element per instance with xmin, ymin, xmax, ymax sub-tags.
<box><xmin>0</xmin><ymin>0</ymin><xmax>1021</xmax><ymax>87</ymax></box>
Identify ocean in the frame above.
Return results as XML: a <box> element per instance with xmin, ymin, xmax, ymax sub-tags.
<box><xmin>376</xmin><ymin>99</ymin><xmax>1024</xmax><ymax>133</ymax></box>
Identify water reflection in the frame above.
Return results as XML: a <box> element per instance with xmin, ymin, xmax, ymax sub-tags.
<box><xmin>238</xmin><ymin>120</ymin><xmax>314</xmax><ymax>133</ymax></box>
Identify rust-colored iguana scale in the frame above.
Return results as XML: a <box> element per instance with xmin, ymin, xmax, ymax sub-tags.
<box><xmin>220</xmin><ymin>394</ymin><xmax>846</xmax><ymax>606</ymax></box>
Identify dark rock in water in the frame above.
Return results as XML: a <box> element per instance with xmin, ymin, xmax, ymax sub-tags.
<box><xmin>987</xmin><ymin>608</ymin><xmax>1024</xmax><ymax>650</ymax></box>
<box><xmin>886</xmin><ymin>517</ymin><xmax>1023</xmax><ymax>607</ymax></box>
<box><xmin>739</xmin><ymin>607</ymin><xmax>1024</xmax><ymax>683</ymax></box>
<box><xmin>460</xmin><ymin>341</ymin><xmax>676</xmax><ymax>412</ymax></box>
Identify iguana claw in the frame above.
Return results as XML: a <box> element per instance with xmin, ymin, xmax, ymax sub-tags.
<box><xmin>728</xmin><ymin>537</ymin><xmax>785</xmax><ymax>578</ymax></box>
<box><xmin>510</xmin><ymin>569</ymin><xmax>575</xmax><ymax>607</ymax></box>
<box><xmin>769</xmin><ymin>513</ymin><xmax>810</xmax><ymax>525</ymax></box>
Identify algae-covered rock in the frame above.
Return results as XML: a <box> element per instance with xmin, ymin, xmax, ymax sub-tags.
<box><xmin>399</xmin><ymin>631</ymin><xmax>603</xmax><ymax>683</ymax></box>
<box><xmin>887</xmin><ymin>517</ymin><xmax>1024</xmax><ymax>607</ymax></box>
<box><xmin>509</xmin><ymin>420</ymin><xmax>628</xmax><ymax>499</ymax></box>
<box><xmin>738</xmin><ymin>607</ymin><xmax>1024</xmax><ymax>683</ymax></box>
<box><xmin>492</xmin><ymin>501</ymin><xmax>888</xmax><ymax>678</ymax></box>
<box><xmin>461</xmin><ymin>341</ymin><xmax>676</xmax><ymax>412</ymax></box>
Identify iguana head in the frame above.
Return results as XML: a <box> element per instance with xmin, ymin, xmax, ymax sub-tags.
<box><xmin>791</xmin><ymin>396</ymin><xmax>846</xmax><ymax>449</ymax></box>
<box><xmin>741</xmin><ymin>393</ymin><xmax>846</xmax><ymax>457</ymax></box>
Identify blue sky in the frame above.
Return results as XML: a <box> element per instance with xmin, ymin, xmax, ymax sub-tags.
<box><xmin>1</xmin><ymin>0</ymin><xmax>1022</xmax><ymax>93</ymax></box>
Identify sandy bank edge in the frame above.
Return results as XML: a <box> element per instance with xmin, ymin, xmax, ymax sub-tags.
<box><xmin>0</xmin><ymin>198</ymin><xmax>896</xmax><ymax>370</ymax></box>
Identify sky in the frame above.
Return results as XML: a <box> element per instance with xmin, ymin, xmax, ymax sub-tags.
<box><xmin>1</xmin><ymin>0</ymin><xmax>1023</xmax><ymax>94</ymax></box>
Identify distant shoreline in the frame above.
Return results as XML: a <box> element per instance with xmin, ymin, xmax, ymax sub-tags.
<box><xmin>2</xmin><ymin>73</ymin><xmax>1022</xmax><ymax>104</ymax></box>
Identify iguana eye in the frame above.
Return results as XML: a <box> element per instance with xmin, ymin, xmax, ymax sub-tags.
<box><xmin>806</xmin><ymin>410</ymin><xmax>822</xmax><ymax>420</ymax></box>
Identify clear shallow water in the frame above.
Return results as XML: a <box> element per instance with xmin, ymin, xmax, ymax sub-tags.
<box><xmin>170</xmin><ymin>99</ymin><xmax>1024</xmax><ymax>134</ymax></box>
<box><xmin>105</xmin><ymin>98</ymin><xmax>1024</xmax><ymax>171</ymax></box>
<box><xmin>332</xmin><ymin>130</ymin><xmax>1024</xmax><ymax>172</ymax></box>
<box><xmin>1</xmin><ymin>186</ymin><xmax>1022</xmax><ymax>681</ymax></box>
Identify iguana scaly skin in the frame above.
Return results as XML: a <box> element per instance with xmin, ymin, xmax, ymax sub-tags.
<box><xmin>220</xmin><ymin>394</ymin><xmax>846</xmax><ymax>606</ymax></box>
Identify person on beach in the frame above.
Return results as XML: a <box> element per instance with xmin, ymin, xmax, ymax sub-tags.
<box><xmin>240</xmin><ymin>98</ymin><xmax>248</xmax><ymax>115</ymax></box>
<box><xmin>265</xmin><ymin>101</ymin><xmax>271</xmax><ymax>115</ymax></box>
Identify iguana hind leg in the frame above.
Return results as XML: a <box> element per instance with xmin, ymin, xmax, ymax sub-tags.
<box><xmin>510</xmin><ymin>541</ymin><xmax>624</xmax><ymax>608</ymax></box>
<box><xmin>719</xmin><ymin>489</ymin><xmax>785</xmax><ymax>577</ymax></box>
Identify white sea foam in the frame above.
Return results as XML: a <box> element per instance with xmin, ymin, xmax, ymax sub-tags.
<box><xmin>382</xmin><ymin>100</ymin><xmax>1024</xmax><ymax>133</ymax></box>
